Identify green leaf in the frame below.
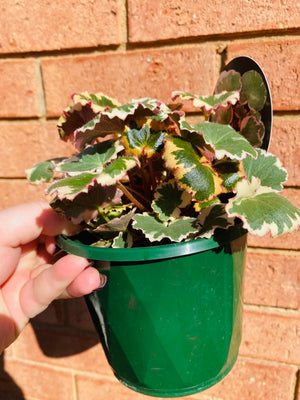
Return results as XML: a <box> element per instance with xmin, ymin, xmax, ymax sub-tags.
<box><xmin>132</xmin><ymin>214</ymin><xmax>198</xmax><ymax>242</ymax></box>
<box><xmin>214</xmin><ymin>70</ymin><xmax>242</xmax><ymax>93</ymax></box>
<box><xmin>124</xmin><ymin>125</ymin><xmax>165</xmax><ymax>157</ymax></box>
<box><xmin>100</xmin><ymin>156</ymin><xmax>139</xmax><ymax>185</ymax></box>
<box><xmin>113</xmin><ymin>231</ymin><xmax>133</xmax><ymax>248</ymax></box>
<box><xmin>26</xmin><ymin>160</ymin><xmax>56</xmax><ymax>183</ymax></box>
<box><xmin>152</xmin><ymin>179</ymin><xmax>192</xmax><ymax>221</ymax></box>
<box><xmin>164</xmin><ymin>136</ymin><xmax>222</xmax><ymax>202</ymax></box>
<box><xmin>226</xmin><ymin>177</ymin><xmax>300</xmax><ymax>236</ymax></box>
<box><xmin>58</xmin><ymin>141</ymin><xmax>123</xmax><ymax>174</ymax></box>
<box><xmin>172</xmin><ymin>91</ymin><xmax>239</xmax><ymax>114</ymax></box>
<box><xmin>242</xmin><ymin>149</ymin><xmax>287</xmax><ymax>191</ymax></box>
<box><xmin>47</xmin><ymin>173</ymin><xmax>98</xmax><ymax>200</ymax></box>
<box><xmin>197</xmin><ymin>204</ymin><xmax>234</xmax><ymax>238</ymax></box>
<box><xmin>192</xmin><ymin>122</ymin><xmax>257</xmax><ymax>160</ymax></box>
<box><xmin>221</xmin><ymin>172</ymin><xmax>242</xmax><ymax>191</ymax></box>
<box><xmin>240</xmin><ymin>70</ymin><xmax>267</xmax><ymax>111</ymax></box>
<box><xmin>76</xmin><ymin>92</ymin><xmax>119</xmax><ymax>108</ymax></box>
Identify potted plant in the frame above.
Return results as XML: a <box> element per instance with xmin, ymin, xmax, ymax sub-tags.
<box><xmin>27</xmin><ymin>58</ymin><xmax>300</xmax><ymax>397</ymax></box>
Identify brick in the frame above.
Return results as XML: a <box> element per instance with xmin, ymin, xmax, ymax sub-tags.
<box><xmin>247</xmin><ymin>188</ymin><xmax>300</xmax><ymax>250</ymax></box>
<box><xmin>196</xmin><ymin>358</ymin><xmax>296</xmax><ymax>400</ymax></box>
<box><xmin>0</xmin><ymin>0</ymin><xmax>121</xmax><ymax>53</ymax></box>
<box><xmin>0</xmin><ymin>355</ymin><xmax>25</xmax><ymax>400</ymax></box>
<box><xmin>0</xmin><ymin>179</ymin><xmax>47</xmax><ymax>210</ymax></box>
<box><xmin>244</xmin><ymin>251</ymin><xmax>300</xmax><ymax>309</ymax></box>
<box><xmin>0</xmin><ymin>121</ymin><xmax>73</xmax><ymax>178</ymax></box>
<box><xmin>227</xmin><ymin>39</ymin><xmax>300</xmax><ymax>111</ymax></box>
<box><xmin>240</xmin><ymin>307</ymin><xmax>300</xmax><ymax>365</ymax></box>
<box><xmin>2</xmin><ymin>359</ymin><xmax>74</xmax><ymax>400</ymax></box>
<box><xmin>0</xmin><ymin>59</ymin><xmax>40</xmax><ymax>118</ymax></box>
<box><xmin>12</xmin><ymin>323</ymin><xmax>111</xmax><ymax>376</ymax></box>
<box><xmin>269</xmin><ymin>118</ymin><xmax>300</xmax><ymax>187</ymax></box>
<box><xmin>128</xmin><ymin>0</ymin><xmax>300</xmax><ymax>43</ymax></box>
<box><xmin>41</xmin><ymin>47</ymin><xmax>216</xmax><ymax>117</ymax></box>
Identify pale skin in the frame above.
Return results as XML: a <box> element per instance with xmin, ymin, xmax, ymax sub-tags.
<box><xmin>0</xmin><ymin>202</ymin><xmax>103</xmax><ymax>354</ymax></box>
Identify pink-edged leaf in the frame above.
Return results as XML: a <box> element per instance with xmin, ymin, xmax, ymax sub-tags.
<box><xmin>50</xmin><ymin>184</ymin><xmax>122</xmax><ymax>224</ymax></box>
<box><xmin>172</xmin><ymin>90</ymin><xmax>240</xmax><ymax>114</ymax></box>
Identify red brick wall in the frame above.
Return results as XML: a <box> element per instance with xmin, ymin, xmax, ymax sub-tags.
<box><xmin>1</xmin><ymin>1</ymin><xmax>299</xmax><ymax>399</ymax></box>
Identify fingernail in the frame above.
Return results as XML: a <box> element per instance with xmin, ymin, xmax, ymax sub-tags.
<box><xmin>84</xmin><ymin>261</ymin><xmax>94</xmax><ymax>270</ymax></box>
<box><xmin>93</xmin><ymin>274</ymin><xmax>107</xmax><ymax>291</ymax></box>
<box><xmin>51</xmin><ymin>245</ymin><xmax>62</xmax><ymax>255</ymax></box>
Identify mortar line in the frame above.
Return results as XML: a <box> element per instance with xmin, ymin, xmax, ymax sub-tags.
<box><xmin>243</xmin><ymin>303</ymin><xmax>300</xmax><ymax>316</ymax></box>
<box><xmin>0</xmin><ymin>30</ymin><xmax>299</xmax><ymax>61</ymax></box>
<box><xmin>247</xmin><ymin>246</ymin><xmax>300</xmax><ymax>256</ymax></box>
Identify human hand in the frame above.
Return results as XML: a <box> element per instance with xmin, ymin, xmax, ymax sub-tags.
<box><xmin>0</xmin><ymin>202</ymin><xmax>104</xmax><ymax>353</ymax></box>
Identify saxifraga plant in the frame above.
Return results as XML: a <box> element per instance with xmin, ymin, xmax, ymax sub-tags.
<box><xmin>27</xmin><ymin>69</ymin><xmax>300</xmax><ymax>248</ymax></box>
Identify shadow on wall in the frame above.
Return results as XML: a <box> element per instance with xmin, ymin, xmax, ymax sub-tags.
<box><xmin>31</xmin><ymin>298</ymin><xmax>99</xmax><ymax>358</ymax></box>
<box><xmin>0</xmin><ymin>353</ymin><xmax>25</xmax><ymax>400</ymax></box>
<box><xmin>0</xmin><ymin>299</ymin><xmax>99</xmax><ymax>399</ymax></box>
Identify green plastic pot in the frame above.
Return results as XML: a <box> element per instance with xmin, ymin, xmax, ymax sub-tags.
<box><xmin>57</xmin><ymin>226</ymin><xmax>247</xmax><ymax>397</ymax></box>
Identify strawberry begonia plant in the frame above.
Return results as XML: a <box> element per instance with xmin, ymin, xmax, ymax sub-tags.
<box><xmin>27</xmin><ymin>69</ymin><xmax>300</xmax><ymax>248</ymax></box>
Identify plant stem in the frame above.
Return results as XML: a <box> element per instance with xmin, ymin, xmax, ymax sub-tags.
<box><xmin>116</xmin><ymin>182</ymin><xmax>146</xmax><ymax>212</ymax></box>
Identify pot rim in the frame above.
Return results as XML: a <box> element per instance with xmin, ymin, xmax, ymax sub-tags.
<box><xmin>56</xmin><ymin>225</ymin><xmax>246</xmax><ymax>262</ymax></box>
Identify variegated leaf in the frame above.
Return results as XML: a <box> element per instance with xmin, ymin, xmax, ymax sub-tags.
<box><xmin>192</xmin><ymin>122</ymin><xmax>257</xmax><ymax>160</ymax></box>
<box><xmin>226</xmin><ymin>177</ymin><xmax>300</xmax><ymax>237</ymax></box>
<box><xmin>113</xmin><ymin>231</ymin><xmax>133</xmax><ymax>248</ymax></box>
<box><xmin>91</xmin><ymin>208</ymin><xmax>136</xmax><ymax>232</ymax></box>
<box><xmin>197</xmin><ymin>204</ymin><xmax>234</xmax><ymax>238</ymax></box>
<box><xmin>172</xmin><ymin>90</ymin><xmax>239</xmax><ymax>114</ymax></box>
<box><xmin>47</xmin><ymin>173</ymin><xmax>98</xmax><ymax>200</ymax></box>
<box><xmin>99</xmin><ymin>156</ymin><xmax>139</xmax><ymax>185</ymax></box>
<box><xmin>57</xmin><ymin>92</ymin><xmax>116</xmax><ymax>141</ymax></box>
<box><xmin>26</xmin><ymin>160</ymin><xmax>56</xmax><ymax>183</ymax></box>
<box><xmin>132</xmin><ymin>213</ymin><xmax>198</xmax><ymax>242</ymax></box>
<box><xmin>57</xmin><ymin>141</ymin><xmax>124</xmax><ymax>174</ymax></box>
<box><xmin>50</xmin><ymin>185</ymin><xmax>122</xmax><ymax>223</ymax></box>
<box><xmin>240</xmin><ymin>116</ymin><xmax>265</xmax><ymax>147</ymax></box>
<box><xmin>74</xmin><ymin>114</ymin><xmax>125</xmax><ymax>150</ymax></box>
<box><xmin>152</xmin><ymin>179</ymin><xmax>192</xmax><ymax>221</ymax></box>
<box><xmin>164</xmin><ymin>136</ymin><xmax>222</xmax><ymax>202</ymax></box>
<box><xmin>123</xmin><ymin>124</ymin><xmax>165</xmax><ymax>157</ymax></box>
<box><xmin>242</xmin><ymin>149</ymin><xmax>287</xmax><ymax>191</ymax></box>
<box><xmin>214</xmin><ymin>70</ymin><xmax>242</xmax><ymax>94</ymax></box>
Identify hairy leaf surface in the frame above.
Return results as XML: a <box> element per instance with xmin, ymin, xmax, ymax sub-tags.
<box><xmin>26</xmin><ymin>160</ymin><xmax>56</xmax><ymax>183</ymax></box>
<box><xmin>172</xmin><ymin>91</ymin><xmax>239</xmax><ymax>114</ymax></box>
<box><xmin>242</xmin><ymin>149</ymin><xmax>287</xmax><ymax>191</ymax></box>
<box><xmin>226</xmin><ymin>177</ymin><xmax>300</xmax><ymax>236</ymax></box>
<box><xmin>58</xmin><ymin>141</ymin><xmax>123</xmax><ymax>174</ymax></box>
<box><xmin>132</xmin><ymin>214</ymin><xmax>198</xmax><ymax>242</ymax></box>
<box><xmin>190</xmin><ymin>122</ymin><xmax>257</xmax><ymax>160</ymax></box>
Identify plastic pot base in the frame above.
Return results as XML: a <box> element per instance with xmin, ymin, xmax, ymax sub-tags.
<box><xmin>116</xmin><ymin>354</ymin><xmax>238</xmax><ymax>397</ymax></box>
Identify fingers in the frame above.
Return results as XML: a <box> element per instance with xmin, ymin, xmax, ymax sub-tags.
<box><xmin>0</xmin><ymin>202</ymin><xmax>78</xmax><ymax>249</ymax></box>
<box><xmin>19</xmin><ymin>254</ymin><xmax>101</xmax><ymax>319</ymax></box>
<box><xmin>58</xmin><ymin>266</ymin><xmax>106</xmax><ymax>299</ymax></box>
